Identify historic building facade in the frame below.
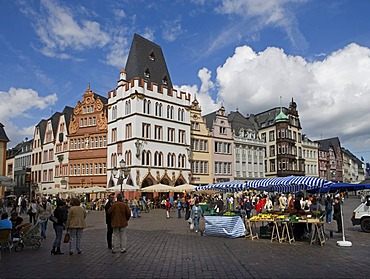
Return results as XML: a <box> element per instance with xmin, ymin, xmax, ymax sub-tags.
<box><xmin>316</xmin><ymin>137</ymin><xmax>343</xmax><ymax>182</ymax></box>
<box><xmin>204</xmin><ymin>106</ymin><xmax>234</xmax><ymax>183</ymax></box>
<box><xmin>341</xmin><ymin>148</ymin><xmax>365</xmax><ymax>183</ymax></box>
<box><xmin>302</xmin><ymin>135</ymin><xmax>319</xmax><ymax>177</ymax></box>
<box><xmin>227</xmin><ymin>110</ymin><xmax>265</xmax><ymax>181</ymax></box>
<box><xmin>68</xmin><ymin>85</ymin><xmax>108</xmax><ymax>189</ymax></box>
<box><xmin>107</xmin><ymin>34</ymin><xmax>191</xmax><ymax>190</ymax></box>
<box><xmin>249</xmin><ymin>98</ymin><xmax>305</xmax><ymax>178</ymax></box>
<box><xmin>189</xmin><ymin>97</ymin><xmax>212</xmax><ymax>186</ymax></box>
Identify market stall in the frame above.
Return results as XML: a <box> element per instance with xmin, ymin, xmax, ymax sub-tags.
<box><xmin>204</xmin><ymin>214</ymin><xmax>246</xmax><ymax>238</ymax></box>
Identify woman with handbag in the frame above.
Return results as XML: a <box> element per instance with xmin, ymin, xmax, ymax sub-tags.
<box><xmin>66</xmin><ymin>198</ymin><xmax>87</xmax><ymax>255</ymax></box>
<box><xmin>51</xmin><ymin>199</ymin><xmax>68</xmax><ymax>255</ymax></box>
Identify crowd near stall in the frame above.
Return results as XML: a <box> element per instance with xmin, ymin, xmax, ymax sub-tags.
<box><xmin>1</xmin><ymin>176</ymin><xmax>370</xmax><ymax>257</ymax></box>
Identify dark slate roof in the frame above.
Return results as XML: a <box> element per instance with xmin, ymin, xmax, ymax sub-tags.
<box><xmin>93</xmin><ymin>93</ymin><xmax>108</xmax><ymax>104</ymax></box>
<box><xmin>125</xmin><ymin>33</ymin><xmax>173</xmax><ymax>88</ymax></box>
<box><xmin>62</xmin><ymin>106</ymin><xmax>74</xmax><ymax>134</ymax></box>
<box><xmin>227</xmin><ymin>111</ymin><xmax>257</xmax><ymax>136</ymax></box>
<box><xmin>0</xmin><ymin>123</ymin><xmax>10</xmax><ymax>142</ymax></box>
<box><xmin>315</xmin><ymin>137</ymin><xmax>341</xmax><ymax>152</ymax></box>
<box><xmin>203</xmin><ymin>111</ymin><xmax>217</xmax><ymax>131</ymax></box>
<box><xmin>37</xmin><ymin>119</ymin><xmax>47</xmax><ymax>145</ymax></box>
<box><xmin>251</xmin><ymin>107</ymin><xmax>289</xmax><ymax>128</ymax></box>
<box><xmin>341</xmin><ymin>147</ymin><xmax>363</xmax><ymax>165</ymax></box>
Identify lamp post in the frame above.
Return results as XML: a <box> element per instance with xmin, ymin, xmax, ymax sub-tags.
<box><xmin>112</xmin><ymin>159</ymin><xmax>130</xmax><ymax>194</ymax></box>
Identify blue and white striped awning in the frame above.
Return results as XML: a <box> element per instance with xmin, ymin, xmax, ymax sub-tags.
<box><xmin>246</xmin><ymin>176</ymin><xmax>333</xmax><ymax>193</ymax></box>
<box><xmin>195</xmin><ymin>181</ymin><xmax>248</xmax><ymax>192</ymax></box>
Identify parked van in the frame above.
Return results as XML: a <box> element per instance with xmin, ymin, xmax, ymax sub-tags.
<box><xmin>351</xmin><ymin>195</ymin><xmax>370</xmax><ymax>233</ymax></box>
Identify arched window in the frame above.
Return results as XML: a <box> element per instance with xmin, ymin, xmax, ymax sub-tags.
<box><xmin>167</xmin><ymin>105</ymin><xmax>170</xmax><ymax>118</ymax></box>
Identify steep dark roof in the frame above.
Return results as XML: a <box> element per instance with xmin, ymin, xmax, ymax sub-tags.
<box><xmin>0</xmin><ymin>123</ymin><xmax>10</xmax><ymax>142</ymax></box>
<box><xmin>36</xmin><ymin>119</ymin><xmax>47</xmax><ymax>145</ymax></box>
<box><xmin>62</xmin><ymin>106</ymin><xmax>74</xmax><ymax>134</ymax></box>
<box><xmin>315</xmin><ymin>137</ymin><xmax>341</xmax><ymax>152</ymax></box>
<box><xmin>227</xmin><ymin>111</ymin><xmax>257</xmax><ymax>135</ymax></box>
<box><xmin>203</xmin><ymin>111</ymin><xmax>217</xmax><ymax>131</ymax></box>
<box><xmin>125</xmin><ymin>33</ymin><xmax>173</xmax><ymax>88</ymax></box>
<box><xmin>251</xmin><ymin>107</ymin><xmax>289</xmax><ymax>128</ymax></box>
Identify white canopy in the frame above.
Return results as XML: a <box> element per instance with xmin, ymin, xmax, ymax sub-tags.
<box><xmin>173</xmin><ymin>183</ymin><xmax>197</xmax><ymax>192</ymax></box>
<box><xmin>106</xmin><ymin>184</ymin><xmax>139</xmax><ymax>192</ymax></box>
<box><xmin>140</xmin><ymin>183</ymin><xmax>175</xmax><ymax>192</ymax></box>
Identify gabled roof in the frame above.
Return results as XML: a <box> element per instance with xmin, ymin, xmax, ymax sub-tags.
<box><xmin>61</xmin><ymin>106</ymin><xmax>74</xmax><ymax>134</ymax></box>
<box><xmin>203</xmin><ymin>111</ymin><xmax>217</xmax><ymax>131</ymax></box>
<box><xmin>36</xmin><ymin>119</ymin><xmax>47</xmax><ymax>145</ymax></box>
<box><xmin>315</xmin><ymin>137</ymin><xmax>341</xmax><ymax>152</ymax></box>
<box><xmin>251</xmin><ymin>107</ymin><xmax>289</xmax><ymax>128</ymax></box>
<box><xmin>125</xmin><ymin>33</ymin><xmax>173</xmax><ymax>88</ymax></box>
<box><xmin>0</xmin><ymin>123</ymin><xmax>10</xmax><ymax>142</ymax></box>
<box><xmin>227</xmin><ymin>111</ymin><xmax>257</xmax><ymax>135</ymax></box>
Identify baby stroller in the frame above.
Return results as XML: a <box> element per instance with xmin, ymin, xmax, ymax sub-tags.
<box><xmin>13</xmin><ymin>221</ymin><xmax>43</xmax><ymax>252</ymax></box>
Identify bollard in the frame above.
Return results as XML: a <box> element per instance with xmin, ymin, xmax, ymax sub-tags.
<box><xmin>330</xmin><ymin>230</ymin><xmax>333</xmax><ymax>238</ymax></box>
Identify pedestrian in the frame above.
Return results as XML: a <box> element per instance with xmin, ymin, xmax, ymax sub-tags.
<box><xmin>132</xmin><ymin>197</ymin><xmax>140</xmax><ymax>218</ymax></box>
<box><xmin>20</xmin><ymin>197</ymin><xmax>27</xmax><ymax>215</ymax></box>
<box><xmin>66</xmin><ymin>198</ymin><xmax>87</xmax><ymax>255</ymax></box>
<box><xmin>108</xmin><ymin>193</ymin><xmax>131</xmax><ymax>253</ymax></box>
<box><xmin>104</xmin><ymin>194</ymin><xmax>114</xmax><ymax>250</ymax></box>
<box><xmin>177</xmin><ymin>195</ymin><xmax>182</xmax><ymax>218</ymax></box>
<box><xmin>325</xmin><ymin>195</ymin><xmax>333</xmax><ymax>223</ymax></box>
<box><xmin>165</xmin><ymin>198</ymin><xmax>171</xmax><ymax>219</ymax></box>
<box><xmin>190</xmin><ymin>200</ymin><xmax>204</xmax><ymax>233</ymax></box>
<box><xmin>28</xmin><ymin>199</ymin><xmax>38</xmax><ymax>224</ymax></box>
<box><xmin>51</xmin><ymin>198</ymin><xmax>68</xmax><ymax>255</ymax></box>
<box><xmin>333</xmin><ymin>197</ymin><xmax>342</xmax><ymax>233</ymax></box>
<box><xmin>37</xmin><ymin>196</ymin><xmax>52</xmax><ymax>239</ymax></box>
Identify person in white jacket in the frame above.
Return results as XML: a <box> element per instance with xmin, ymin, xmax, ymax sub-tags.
<box><xmin>264</xmin><ymin>196</ymin><xmax>273</xmax><ymax>212</ymax></box>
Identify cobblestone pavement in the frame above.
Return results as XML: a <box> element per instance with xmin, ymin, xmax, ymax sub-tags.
<box><xmin>0</xmin><ymin>195</ymin><xmax>369</xmax><ymax>279</ymax></box>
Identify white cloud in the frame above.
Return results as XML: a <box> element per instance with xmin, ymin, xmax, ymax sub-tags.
<box><xmin>0</xmin><ymin>87</ymin><xmax>58</xmax><ymax>146</ymax></box>
<box><xmin>162</xmin><ymin>18</ymin><xmax>183</xmax><ymax>42</ymax></box>
<box><xmin>20</xmin><ymin>0</ymin><xmax>110</xmax><ymax>58</ymax></box>
<box><xmin>105</xmin><ymin>29</ymin><xmax>130</xmax><ymax>68</ymax></box>
<box><xmin>212</xmin><ymin>0</ymin><xmax>308</xmax><ymax>51</ymax></box>
<box><xmin>113</xmin><ymin>9</ymin><xmax>126</xmax><ymax>19</ymax></box>
<box><xmin>190</xmin><ymin>43</ymin><xmax>370</xmax><ymax>154</ymax></box>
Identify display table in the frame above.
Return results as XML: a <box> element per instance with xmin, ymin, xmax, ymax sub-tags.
<box><xmin>247</xmin><ymin>218</ymin><xmax>324</xmax><ymax>246</ymax></box>
<box><xmin>204</xmin><ymin>215</ymin><xmax>246</xmax><ymax>238</ymax></box>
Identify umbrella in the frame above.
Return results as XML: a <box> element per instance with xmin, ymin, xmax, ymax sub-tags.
<box><xmin>246</xmin><ymin>176</ymin><xmax>333</xmax><ymax>193</ymax></box>
<box><xmin>106</xmin><ymin>184</ymin><xmax>139</xmax><ymax>192</ymax></box>
<box><xmin>5</xmin><ymin>194</ymin><xmax>17</xmax><ymax>198</ymax></box>
<box><xmin>0</xmin><ymin>175</ymin><xmax>15</xmax><ymax>187</ymax></box>
<box><xmin>173</xmin><ymin>183</ymin><xmax>197</xmax><ymax>192</ymax></box>
<box><xmin>140</xmin><ymin>184</ymin><xmax>175</xmax><ymax>192</ymax></box>
<box><xmin>195</xmin><ymin>181</ymin><xmax>248</xmax><ymax>192</ymax></box>
<box><xmin>42</xmin><ymin>188</ymin><xmax>62</xmax><ymax>195</ymax></box>
<box><xmin>84</xmin><ymin>186</ymin><xmax>107</xmax><ymax>193</ymax></box>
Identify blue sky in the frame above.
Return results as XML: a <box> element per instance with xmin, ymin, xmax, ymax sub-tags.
<box><xmin>1</xmin><ymin>0</ymin><xmax>370</xmax><ymax>164</ymax></box>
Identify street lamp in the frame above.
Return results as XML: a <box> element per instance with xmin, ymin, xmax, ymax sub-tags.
<box><xmin>112</xmin><ymin>159</ymin><xmax>130</xmax><ymax>194</ymax></box>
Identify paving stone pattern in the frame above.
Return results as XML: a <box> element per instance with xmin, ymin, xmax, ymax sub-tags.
<box><xmin>0</xmin><ymin>195</ymin><xmax>368</xmax><ymax>278</ymax></box>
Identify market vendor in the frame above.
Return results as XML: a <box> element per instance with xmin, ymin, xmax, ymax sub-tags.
<box><xmin>309</xmin><ymin>197</ymin><xmax>325</xmax><ymax>215</ymax></box>
<box><xmin>292</xmin><ymin>194</ymin><xmax>307</xmax><ymax>241</ymax></box>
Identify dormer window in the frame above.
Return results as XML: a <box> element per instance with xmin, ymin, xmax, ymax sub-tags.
<box><xmin>144</xmin><ymin>68</ymin><xmax>150</xmax><ymax>78</ymax></box>
<box><xmin>162</xmin><ymin>76</ymin><xmax>168</xmax><ymax>85</ymax></box>
<box><xmin>149</xmin><ymin>51</ymin><xmax>155</xmax><ymax>61</ymax></box>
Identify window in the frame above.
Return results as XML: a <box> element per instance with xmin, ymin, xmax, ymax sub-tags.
<box><xmin>269</xmin><ymin>131</ymin><xmax>275</xmax><ymax>141</ymax></box>
<box><xmin>168</xmin><ymin>128</ymin><xmax>175</xmax><ymax>142</ymax></box>
<box><xmin>144</xmin><ymin>68</ymin><xmax>150</xmax><ymax>78</ymax></box>
<box><xmin>111</xmin><ymin>128</ymin><xmax>117</xmax><ymax>143</ymax></box>
<box><xmin>142</xmin><ymin>123</ymin><xmax>151</xmax><ymax>139</ymax></box>
<box><xmin>143</xmin><ymin>99</ymin><xmax>151</xmax><ymax>114</ymax></box>
<box><xmin>270</xmin><ymin>146</ymin><xmax>275</xmax><ymax>156</ymax></box>
<box><xmin>125</xmin><ymin>124</ymin><xmax>132</xmax><ymax>139</ymax></box>
<box><xmin>125</xmin><ymin>100</ymin><xmax>131</xmax><ymax>115</ymax></box>
<box><xmin>178</xmin><ymin>130</ymin><xmax>185</xmax><ymax>144</ymax></box>
<box><xmin>154</xmin><ymin>125</ymin><xmax>163</xmax><ymax>140</ymax></box>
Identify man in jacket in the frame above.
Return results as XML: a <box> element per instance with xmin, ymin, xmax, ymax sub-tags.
<box><xmin>108</xmin><ymin>193</ymin><xmax>131</xmax><ymax>253</ymax></box>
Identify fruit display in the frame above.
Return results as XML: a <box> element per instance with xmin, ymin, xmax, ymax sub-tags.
<box><xmin>223</xmin><ymin>211</ymin><xmax>236</xmax><ymax>216</ymax></box>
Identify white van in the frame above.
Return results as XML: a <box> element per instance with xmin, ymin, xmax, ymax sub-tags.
<box><xmin>351</xmin><ymin>195</ymin><xmax>370</xmax><ymax>233</ymax></box>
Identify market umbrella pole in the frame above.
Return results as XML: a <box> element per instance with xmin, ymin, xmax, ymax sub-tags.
<box><xmin>337</xmin><ymin>198</ymin><xmax>352</xmax><ymax>247</ymax></box>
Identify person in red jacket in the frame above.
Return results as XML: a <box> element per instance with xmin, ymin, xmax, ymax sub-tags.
<box><xmin>254</xmin><ymin>197</ymin><xmax>263</xmax><ymax>213</ymax></box>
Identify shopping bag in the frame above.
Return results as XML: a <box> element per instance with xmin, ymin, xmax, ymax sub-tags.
<box><xmin>63</xmin><ymin>233</ymin><xmax>70</xmax><ymax>243</ymax></box>
<box><xmin>187</xmin><ymin>217</ymin><xmax>192</xmax><ymax>224</ymax></box>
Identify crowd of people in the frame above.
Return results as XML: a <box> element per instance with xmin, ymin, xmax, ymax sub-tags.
<box><xmin>0</xmin><ymin>189</ymin><xmax>349</xmax><ymax>256</ymax></box>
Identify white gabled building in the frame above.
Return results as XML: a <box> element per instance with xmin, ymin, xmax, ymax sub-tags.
<box><xmin>107</xmin><ymin>34</ymin><xmax>191</xmax><ymax>191</ymax></box>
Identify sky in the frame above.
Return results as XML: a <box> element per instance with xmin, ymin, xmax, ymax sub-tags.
<box><xmin>1</xmin><ymin>0</ymin><xmax>370</xmax><ymax>164</ymax></box>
